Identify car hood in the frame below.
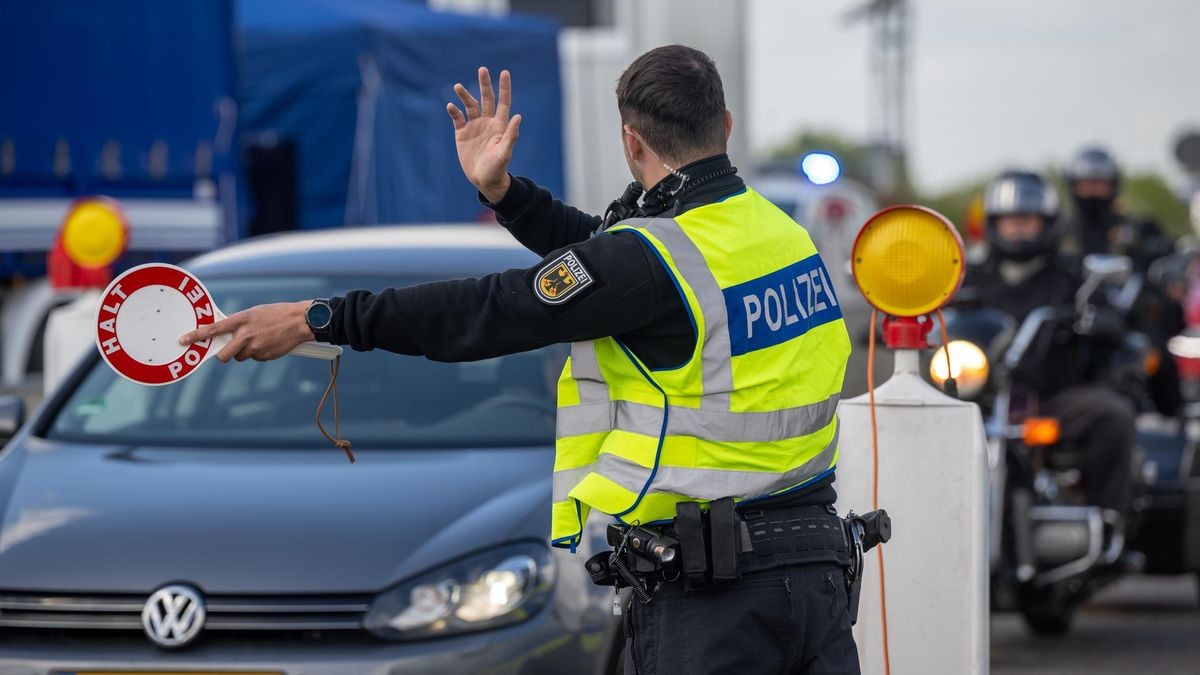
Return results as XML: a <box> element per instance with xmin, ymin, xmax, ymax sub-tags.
<box><xmin>0</xmin><ymin>437</ymin><xmax>553</xmax><ymax>594</ymax></box>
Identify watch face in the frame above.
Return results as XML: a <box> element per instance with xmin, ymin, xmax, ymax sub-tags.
<box><xmin>307</xmin><ymin>302</ymin><xmax>333</xmax><ymax>330</ymax></box>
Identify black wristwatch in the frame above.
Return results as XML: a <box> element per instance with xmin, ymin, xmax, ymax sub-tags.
<box><xmin>305</xmin><ymin>298</ymin><xmax>334</xmax><ymax>343</ymax></box>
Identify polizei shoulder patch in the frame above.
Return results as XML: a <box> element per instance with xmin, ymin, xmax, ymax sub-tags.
<box><xmin>534</xmin><ymin>250</ymin><xmax>594</xmax><ymax>305</ymax></box>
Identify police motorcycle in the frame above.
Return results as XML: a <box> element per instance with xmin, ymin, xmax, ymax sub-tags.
<box><xmin>929</xmin><ymin>254</ymin><xmax>1156</xmax><ymax>634</ymax></box>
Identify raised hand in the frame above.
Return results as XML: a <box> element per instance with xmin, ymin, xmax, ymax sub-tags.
<box><xmin>447</xmin><ymin>67</ymin><xmax>521</xmax><ymax>204</ymax></box>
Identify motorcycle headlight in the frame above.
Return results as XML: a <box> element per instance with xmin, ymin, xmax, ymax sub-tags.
<box><xmin>929</xmin><ymin>340</ymin><xmax>989</xmax><ymax>399</ymax></box>
<box><xmin>364</xmin><ymin>542</ymin><xmax>554</xmax><ymax>641</ymax></box>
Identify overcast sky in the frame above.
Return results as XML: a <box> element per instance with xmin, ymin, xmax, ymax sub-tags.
<box><xmin>746</xmin><ymin>0</ymin><xmax>1200</xmax><ymax>192</ymax></box>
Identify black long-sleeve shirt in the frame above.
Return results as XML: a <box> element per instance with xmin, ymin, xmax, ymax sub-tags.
<box><xmin>327</xmin><ymin>154</ymin><xmax>836</xmax><ymax>506</ymax></box>
<box><xmin>328</xmin><ymin>157</ymin><xmax>746</xmax><ymax>366</ymax></box>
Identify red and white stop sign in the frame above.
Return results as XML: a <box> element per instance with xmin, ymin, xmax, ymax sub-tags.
<box><xmin>94</xmin><ymin>263</ymin><xmax>229</xmax><ymax>385</ymax></box>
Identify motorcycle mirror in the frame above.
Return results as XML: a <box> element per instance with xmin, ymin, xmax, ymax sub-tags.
<box><xmin>1082</xmin><ymin>254</ymin><xmax>1133</xmax><ymax>283</ymax></box>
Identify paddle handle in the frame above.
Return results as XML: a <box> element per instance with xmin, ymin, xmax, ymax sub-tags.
<box><xmin>289</xmin><ymin>341</ymin><xmax>343</xmax><ymax>360</ymax></box>
<box><xmin>289</xmin><ymin>338</ymin><xmax>345</xmax><ymax>360</ymax></box>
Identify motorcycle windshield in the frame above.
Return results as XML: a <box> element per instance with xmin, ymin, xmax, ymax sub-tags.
<box><xmin>941</xmin><ymin>307</ymin><xmax>1018</xmax><ymax>357</ymax></box>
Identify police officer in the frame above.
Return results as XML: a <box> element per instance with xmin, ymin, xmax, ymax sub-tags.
<box><xmin>181</xmin><ymin>45</ymin><xmax>859</xmax><ymax>674</ymax></box>
<box><xmin>961</xmin><ymin>170</ymin><xmax>1135</xmax><ymax>524</ymax></box>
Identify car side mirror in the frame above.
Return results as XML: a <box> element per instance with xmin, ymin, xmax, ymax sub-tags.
<box><xmin>0</xmin><ymin>394</ymin><xmax>27</xmax><ymax>445</ymax></box>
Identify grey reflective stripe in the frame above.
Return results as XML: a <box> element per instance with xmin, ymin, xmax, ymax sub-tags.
<box><xmin>639</xmin><ymin>218</ymin><xmax>734</xmax><ymax>410</ymax></box>
<box><xmin>556</xmin><ymin>394</ymin><xmax>839</xmax><ymax>442</ymax></box>
<box><xmin>553</xmin><ymin>417</ymin><xmax>840</xmax><ymax>503</ymax></box>
<box><xmin>552</xmin><ymin>465</ymin><xmax>592</xmax><ymax>501</ymax></box>
<box><xmin>569</xmin><ymin>340</ymin><xmax>607</xmax><ymax>402</ymax></box>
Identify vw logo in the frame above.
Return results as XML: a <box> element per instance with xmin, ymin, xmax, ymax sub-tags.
<box><xmin>141</xmin><ymin>584</ymin><xmax>206</xmax><ymax>648</ymax></box>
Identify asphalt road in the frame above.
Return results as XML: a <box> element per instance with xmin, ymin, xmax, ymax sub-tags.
<box><xmin>991</xmin><ymin>574</ymin><xmax>1200</xmax><ymax>675</ymax></box>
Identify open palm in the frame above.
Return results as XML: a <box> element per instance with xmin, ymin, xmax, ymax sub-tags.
<box><xmin>447</xmin><ymin>67</ymin><xmax>521</xmax><ymax>203</ymax></box>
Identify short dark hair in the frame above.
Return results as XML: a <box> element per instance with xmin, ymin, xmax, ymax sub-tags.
<box><xmin>616</xmin><ymin>45</ymin><xmax>727</xmax><ymax>165</ymax></box>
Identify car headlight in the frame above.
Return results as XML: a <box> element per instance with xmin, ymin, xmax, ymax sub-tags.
<box><xmin>929</xmin><ymin>340</ymin><xmax>989</xmax><ymax>399</ymax></box>
<box><xmin>364</xmin><ymin>542</ymin><xmax>554</xmax><ymax>641</ymax></box>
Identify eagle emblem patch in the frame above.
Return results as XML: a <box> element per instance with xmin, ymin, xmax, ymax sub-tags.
<box><xmin>534</xmin><ymin>250</ymin><xmax>593</xmax><ymax>305</ymax></box>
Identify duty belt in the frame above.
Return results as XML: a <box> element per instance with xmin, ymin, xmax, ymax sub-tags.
<box><xmin>586</xmin><ymin>498</ymin><xmax>891</xmax><ymax>623</ymax></box>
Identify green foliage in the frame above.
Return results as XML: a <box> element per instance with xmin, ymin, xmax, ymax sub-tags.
<box><xmin>1122</xmin><ymin>172</ymin><xmax>1190</xmax><ymax>237</ymax></box>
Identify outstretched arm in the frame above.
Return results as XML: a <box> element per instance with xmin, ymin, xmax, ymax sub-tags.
<box><xmin>179</xmin><ymin>232</ymin><xmax>670</xmax><ymax>363</ymax></box>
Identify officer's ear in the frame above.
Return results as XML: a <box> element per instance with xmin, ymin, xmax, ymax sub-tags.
<box><xmin>723</xmin><ymin>110</ymin><xmax>733</xmax><ymax>142</ymax></box>
<box><xmin>622</xmin><ymin>124</ymin><xmax>644</xmax><ymax>163</ymax></box>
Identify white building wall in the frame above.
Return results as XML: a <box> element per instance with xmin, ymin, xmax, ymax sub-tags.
<box><xmin>430</xmin><ymin>0</ymin><xmax>749</xmax><ymax>214</ymax></box>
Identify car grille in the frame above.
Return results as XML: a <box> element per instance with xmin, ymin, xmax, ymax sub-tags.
<box><xmin>0</xmin><ymin>591</ymin><xmax>371</xmax><ymax>633</ymax></box>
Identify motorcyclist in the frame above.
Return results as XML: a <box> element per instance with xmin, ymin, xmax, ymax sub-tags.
<box><xmin>1063</xmin><ymin>146</ymin><xmax>1184</xmax><ymax>415</ymax></box>
<box><xmin>959</xmin><ymin>170</ymin><xmax>1135</xmax><ymax>527</ymax></box>
<box><xmin>1063</xmin><ymin>146</ymin><xmax>1173</xmax><ymax>270</ymax></box>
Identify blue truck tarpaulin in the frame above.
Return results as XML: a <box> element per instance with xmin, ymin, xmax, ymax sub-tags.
<box><xmin>0</xmin><ymin>0</ymin><xmax>239</xmax><ymax>199</ymax></box>
<box><xmin>238</xmin><ymin>0</ymin><xmax>564</xmax><ymax>229</ymax></box>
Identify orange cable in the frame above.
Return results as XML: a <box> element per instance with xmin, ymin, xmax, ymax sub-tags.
<box><xmin>866</xmin><ymin>309</ymin><xmax>892</xmax><ymax>675</ymax></box>
<box><xmin>936</xmin><ymin>308</ymin><xmax>953</xmax><ymax>386</ymax></box>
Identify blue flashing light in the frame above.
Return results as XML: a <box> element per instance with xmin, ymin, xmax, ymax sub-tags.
<box><xmin>801</xmin><ymin>152</ymin><xmax>841</xmax><ymax>185</ymax></box>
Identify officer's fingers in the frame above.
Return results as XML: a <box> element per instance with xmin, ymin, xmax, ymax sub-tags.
<box><xmin>446</xmin><ymin>103</ymin><xmax>466</xmax><ymax>131</ymax></box>
<box><xmin>454</xmin><ymin>83</ymin><xmax>480</xmax><ymax>119</ymax></box>
<box><xmin>496</xmin><ymin>69</ymin><xmax>512</xmax><ymax>119</ymax></box>
<box><xmin>501</xmin><ymin>114</ymin><xmax>521</xmax><ymax>149</ymax></box>
<box><xmin>177</xmin><ymin>327</ymin><xmax>205</xmax><ymax>347</ymax></box>
<box><xmin>179</xmin><ymin>313</ymin><xmax>242</xmax><ymax>346</ymax></box>
<box><xmin>478</xmin><ymin>67</ymin><xmax>495</xmax><ymax>116</ymax></box>
<box><xmin>215</xmin><ymin>335</ymin><xmax>246</xmax><ymax>363</ymax></box>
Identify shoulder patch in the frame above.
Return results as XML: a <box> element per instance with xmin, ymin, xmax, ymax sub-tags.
<box><xmin>534</xmin><ymin>250</ymin><xmax>594</xmax><ymax>305</ymax></box>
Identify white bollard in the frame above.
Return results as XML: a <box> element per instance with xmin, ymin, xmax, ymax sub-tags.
<box><xmin>835</xmin><ymin>348</ymin><xmax>990</xmax><ymax>674</ymax></box>
<box><xmin>43</xmin><ymin>290</ymin><xmax>103</xmax><ymax>395</ymax></box>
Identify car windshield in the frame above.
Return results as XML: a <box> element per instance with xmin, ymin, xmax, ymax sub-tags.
<box><xmin>46</xmin><ymin>275</ymin><xmax>565</xmax><ymax>449</ymax></box>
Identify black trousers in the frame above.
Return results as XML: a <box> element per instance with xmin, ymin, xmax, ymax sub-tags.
<box><xmin>624</xmin><ymin>561</ymin><xmax>860</xmax><ymax>675</ymax></box>
<box><xmin>1042</xmin><ymin>384</ymin><xmax>1135</xmax><ymax>515</ymax></box>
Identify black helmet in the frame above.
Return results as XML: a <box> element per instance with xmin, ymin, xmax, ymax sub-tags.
<box><xmin>1065</xmin><ymin>146</ymin><xmax>1120</xmax><ymax>186</ymax></box>
<box><xmin>983</xmin><ymin>170</ymin><xmax>1060</xmax><ymax>262</ymax></box>
<box><xmin>1065</xmin><ymin>146</ymin><xmax>1121</xmax><ymax>221</ymax></box>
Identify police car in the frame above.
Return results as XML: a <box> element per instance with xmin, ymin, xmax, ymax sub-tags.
<box><xmin>0</xmin><ymin>225</ymin><xmax>620</xmax><ymax>672</ymax></box>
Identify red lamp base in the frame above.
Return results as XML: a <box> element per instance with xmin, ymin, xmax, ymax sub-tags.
<box><xmin>882</xmin><ymin>315</ymin><xmax>934</xmax><ymax>350</ymax></box>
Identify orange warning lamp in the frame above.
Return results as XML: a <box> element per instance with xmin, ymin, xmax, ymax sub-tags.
<box><xmin>48</xmin><ymin>197</ymin><xmax>129</xmax><ymax>289</ymax></box>
<box><xmin>851</xmin><ymin>205</ymin><xmax>965</xmax><ymax>348</ymax></box>
<box><xmin>1022</xmin><ymin>417</ymin><xmax>1062</xmax><ymax>447</ymax></box>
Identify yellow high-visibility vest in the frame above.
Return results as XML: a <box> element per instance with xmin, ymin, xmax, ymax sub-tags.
<box><xmin>551</xmin><ymin>187</ymin><xmax>852</xmax><ymax>550</ymax></box>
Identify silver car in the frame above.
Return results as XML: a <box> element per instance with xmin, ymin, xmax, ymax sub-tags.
<box><xmin>0</xmin><ymin>226</ymin><xmax>620</xmax><ymax>673</ymax></box>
